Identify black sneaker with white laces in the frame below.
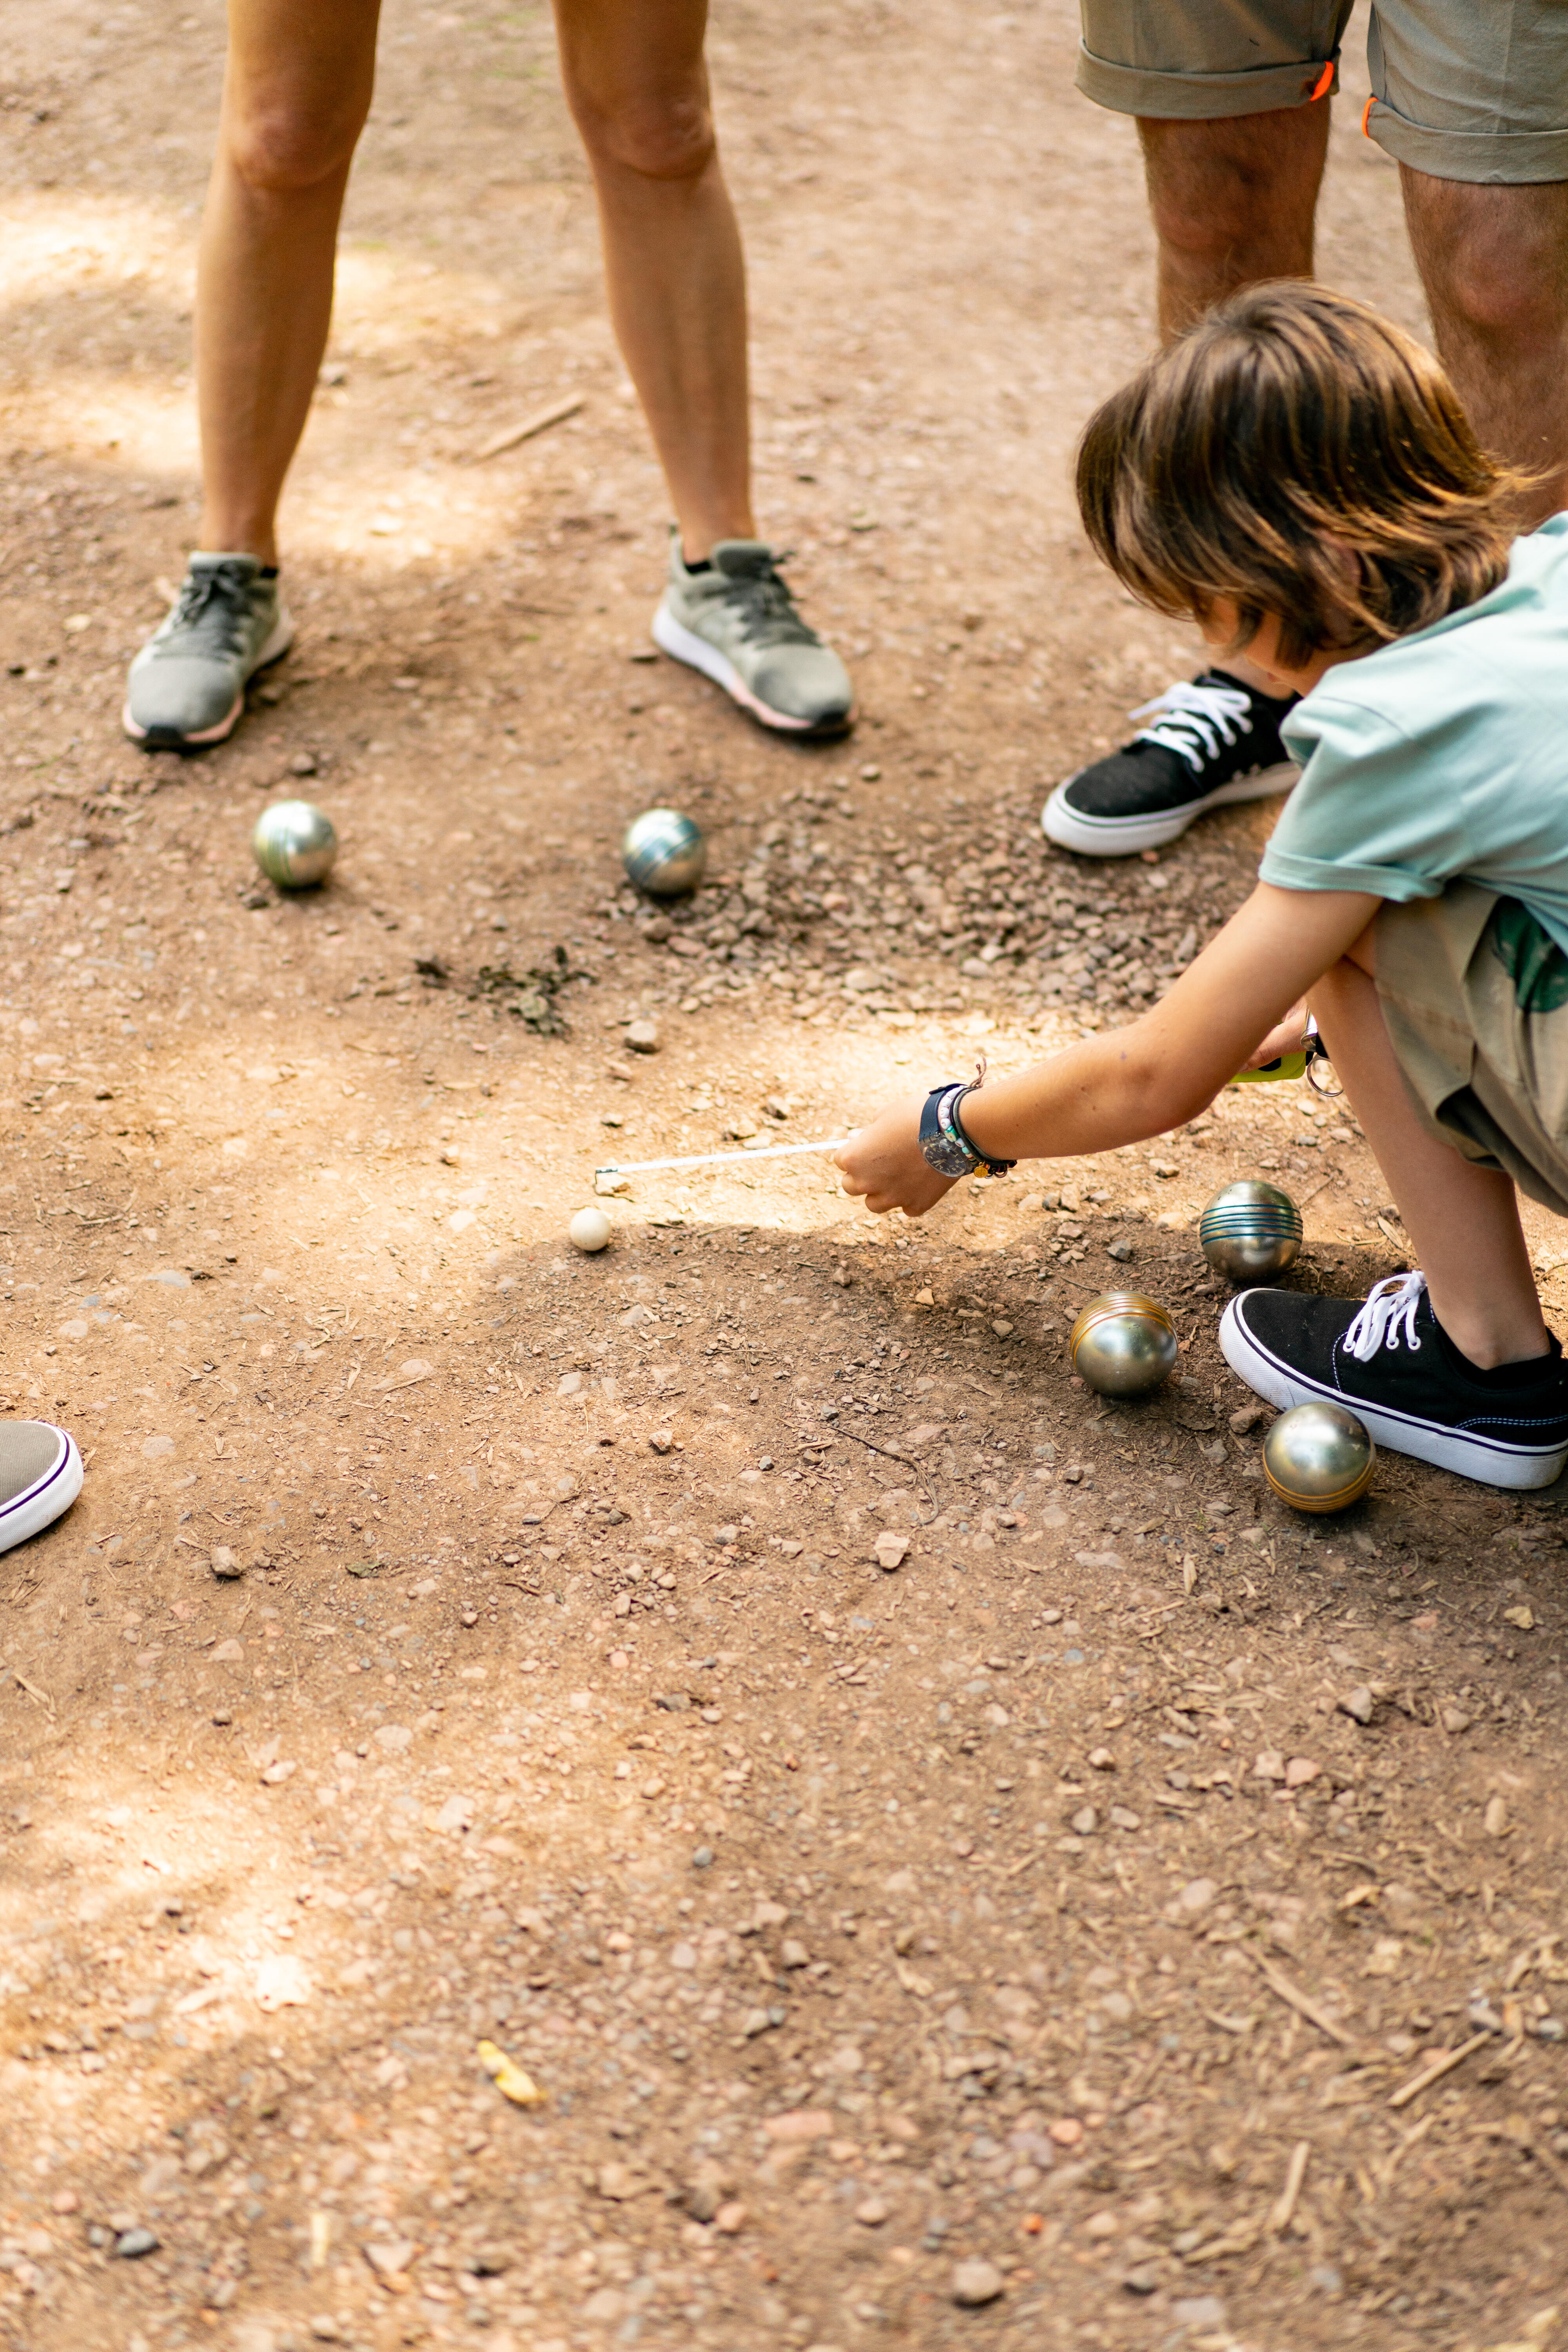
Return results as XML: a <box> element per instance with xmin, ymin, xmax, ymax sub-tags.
<box><xmin>1221</xmin><ymin>1273</ymin><xmax>1568</xmax><ymax>1491</ymax></box>
<box><xmin>1042</xmin><ymin>670</ymin><xmax>1298</xmax><ymax>857</ymax></box>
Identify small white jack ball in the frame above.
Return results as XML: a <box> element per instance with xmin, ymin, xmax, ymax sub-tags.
<box><xmin>569</xmin><ymin>1207</ymin><xmax>612</xmax><ymax>1254</ymax></box>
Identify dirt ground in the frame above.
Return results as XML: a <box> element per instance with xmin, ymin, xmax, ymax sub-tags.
<box><xmin>4</xmin><ymin>5</ymin><xmax>1568</xmax><ymax>2351</ymax></box>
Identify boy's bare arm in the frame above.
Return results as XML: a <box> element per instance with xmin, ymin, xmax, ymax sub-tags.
<box><xmin>835</xmin><ymin>882</ymin><xmax>1380</xmax><ymax>1215</ymax></box>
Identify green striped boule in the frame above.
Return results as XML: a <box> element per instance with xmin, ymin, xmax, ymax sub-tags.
<box><xmin>1199</xmin><ymin>1180</ymin><xmax>1303</xmax><ymax>1283</ymax></box>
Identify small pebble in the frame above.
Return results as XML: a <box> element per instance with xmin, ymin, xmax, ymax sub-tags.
<box><xmin>114</xmin><ymin>2227</ymin><xmax>160</xmax><ymax>2260</ymax></box>
<box><xmin>625</xmin><ymin>1019</ymin><xmax>660</xmax><ymax>1054</ymax></box>
<box><xmin>951</xmin><ymin>2257</ymin><xmax>1005</xmax><ymax>2308</ymax></box>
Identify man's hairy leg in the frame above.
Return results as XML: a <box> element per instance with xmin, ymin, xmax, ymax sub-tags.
<box><xmin>554</xmin><ymin>0</ymin><xmax>751</xmax><ymax>560</ymax></box>
<box><xmin>1136</xmin><ymin>106</ymin><xmax>1330</xmax><ymax>695</ymax></box>
<box><xmin>1403</xmin><ymin>171</ymin><xmax>1568</xmax><ymax>525</ymax></box>
<box><xmin>1137</xmin><ymin>104</ymin><xmax>1330</xmax><ymax>344</ymax></box>
<box><xmin>197</xmin><ymin>0</ymin><xmax>381</xmax><ymax>563</ymax></box>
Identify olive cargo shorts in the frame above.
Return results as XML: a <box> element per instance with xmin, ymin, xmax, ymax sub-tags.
<box><xmin>1077</xmin><ymin>1</ymin><xmax>1568</xmax><ymax>183</ymax></box>
<box><xmin>1376</xmin><ymin>883</ymin><xmax>1568</xmax><ymax>1220</ymax></box>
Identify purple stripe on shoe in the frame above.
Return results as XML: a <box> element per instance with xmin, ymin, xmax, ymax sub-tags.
<box><xmin>0</xmin><ymin>1441</ymin><xmax>69</xmax><ymax>1521</ymax></box>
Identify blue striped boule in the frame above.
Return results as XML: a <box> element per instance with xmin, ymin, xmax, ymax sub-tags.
<box><xmin>1199</xmin><ymin>1180</ymin><xmax>1303</xmax><ymax>1282</ymax></box>
<box><xmin>622</xmin><ymin>807</ymin><xmax>706</xmax><ymax>898</ymax></box>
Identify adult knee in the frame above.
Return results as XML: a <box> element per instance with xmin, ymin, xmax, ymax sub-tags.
<box><xmin>1433</xmin><ymin>246</ymin><xmax>1565</xmax><ymax>348</ymax></box>
<box><xmin>1149</xmin><ymin>178</ymin><xmax>1259</xmax><ymax>269</ymax></box>
<box><xmin>568</xmin><ymin>78</ymin><xmax>715</xmax><ymax>185</ymax></box>
<box><xmin>1409</xmin><ymin>182</ymin><xmax>1568</xmax><ymax>348</ymax></box>
<box><xmin>1142</xmin><ymin>115</ymin><xmax>1323</xmax><ymax>275</ymax></box>
<box><xmin>221</xmin><ymin>89</ymin><xmax>369</xmax><ymax>196</ymax></box>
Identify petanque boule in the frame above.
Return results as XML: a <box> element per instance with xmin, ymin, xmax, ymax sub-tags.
<box><xmin>1069</xmin><ymin>1291</ymin><xmax>1179</xmax><ymax>1397</ymax></box>
<box><xmin>622</xmin><ymin>806</ymin><xmax>706</xmax><ymax>898</ymax></box>
<box><xmin>1199</xmin><ymin>1179</ymin><xmax>1303</xmax><ymax>1283</ymax></box>
<box><xmin>1262</xmin><ymin>1401</ymin><xmax>1375</xmax><ymax>1513</ymax></box>
<box><xmin>252</xmin><ymin>799</ymin><xmax>338</xmax><ymax>889</ymax></box>
<box><xmin>568</xmin><ymin>1205</ymin><xmax>612</xmax><ymax>1254</ymax></box>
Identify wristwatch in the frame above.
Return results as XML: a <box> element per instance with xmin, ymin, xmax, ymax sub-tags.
<box><xmin>918</xmin><ymin>1080</ymin><xmax>1016</xmax><ymax>1179</ymax></box>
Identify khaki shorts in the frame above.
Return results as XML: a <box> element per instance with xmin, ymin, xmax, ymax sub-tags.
<box><xmin>1077</xmin><ymin>1</ymin><xmax>1568</xmax><ymax>184</ymax></box>
<box><xmin>1376</xmin><ymin>882</ymin><xmax>1568</xmax><ymax>1218</ymax></box>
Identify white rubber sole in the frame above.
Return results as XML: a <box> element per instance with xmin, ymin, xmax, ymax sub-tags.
<box><xmin>1041</xmin><ymin>762</ymin><xmax>1297</xmax><ymax>858</ymax></box>
<box><xmin>652</xmin><ymin>602</ymin><xmax>852</xmax><ymax>735</ymax></box>
<box><xmin>1220</xmin><ymin>1295</ymin><xmax>1568</xmax><ymax>1491</ymax></box>
<box><xmin>0</xmin><ymin>1427</ymin><xmax>83</xmax><ymax>1555</ymax></box>
<box><xmin>123</xmin><ymin>607</ymin><xmax>296</xmax><ymax>749</ymax></box>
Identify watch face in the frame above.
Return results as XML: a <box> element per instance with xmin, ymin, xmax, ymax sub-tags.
<box><xmin>920</xmin><ymin>1085</ymin><xmax>974</xmax><ymax>1178</ymax></box>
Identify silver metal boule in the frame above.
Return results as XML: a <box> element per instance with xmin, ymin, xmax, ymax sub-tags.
<box><xmin>252</xmin><ymin>799</ymin><xmax>338</xmax><ymax>889</ymax></box>
<box><xmin>1262</xmin><ymin>1400</ymin><xmax>1375</xmax><ymax>1514</ymax></box>
<box><xmin>622</xmin><ymin>806</ymin><xmax>706</xmax><ymax>898</ymax></box>
<box><xmin>1068</xmin><ymin>1291</ymin><xmax>1179</xmax><ymax>1398</ymax></box>
<box><xmin>1199</xmin><ymin>1179</ymin><xmax>1303</xmax><ymax>1283</ymax></box>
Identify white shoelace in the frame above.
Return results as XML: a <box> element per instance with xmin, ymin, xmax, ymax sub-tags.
<box><xmin>1342</xmin><ymin>1271</ymin><xmax>1427</xmax><ymax>1363</ymax></box>
<box><xmin>1131</xmin><ymin>679</ymin><xmax>1256</xmax><ymax>772</ymax></box>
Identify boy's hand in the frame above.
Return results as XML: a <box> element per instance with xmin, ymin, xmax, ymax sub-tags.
<box><xmin>835</xmin><ymin>1093</ymin><xmax>958</xmax><ymax>1217</ymax></box>
<box><xmin>1242</xmin><ymin>999</ymin><xmax>1310</xmax><ymax>1069</ymax></box>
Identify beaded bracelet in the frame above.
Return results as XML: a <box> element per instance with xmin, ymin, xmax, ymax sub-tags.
<box><xmin>918</xmin><ymin>1064</ymin><xmax>1016</xmax><ymax>1179</ymax></box>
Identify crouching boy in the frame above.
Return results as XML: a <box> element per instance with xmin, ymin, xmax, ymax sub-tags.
<box><xmin>836</xmin><ymin>283</ymin><xmax>1568</xmax><ymax>1489</ymax></box>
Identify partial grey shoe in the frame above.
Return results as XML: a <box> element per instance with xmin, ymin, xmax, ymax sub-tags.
<box><xmin>123</xmin><ymin>554</ymin><xmax>294</xmax><ymax>749</ymax></box>
<box><xmin>0</xmin><ymin>1421</ymin><xmax>82</xmax><ymax>1555</ymax></box>
<box><xmin>653</xmin><ymin>535</ymin><xmax>854</xmax><ymax>735</ymax></box>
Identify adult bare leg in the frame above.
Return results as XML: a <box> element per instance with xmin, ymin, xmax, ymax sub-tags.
<box><xmin>1138</xmin><ymin>104</ymin><xmax>1331</xmax><ymax>344</ymax></box>
<box><xmin>196</xmin><ymin>0</ymin><xmax>382</xmax><ymax>563</ymax></box>
<box><xmin>1133</xmin><ymin>106</ymin><xmax>1331</xmax><ymax>697</ymax></box>
<box><xmin>1310</xmin><ymin>938</ymin><xmax>1550</xmax><ymax>1370</ymax></box>
<box><xmin>1402</xmin><ymin>172</ymin><xmax>1568</xmax><ymax>526</ymax></box>
<box><xmin>554</xmin><ymin>0</ymin><xmax>751</xmax><ymax>560</ymax></box>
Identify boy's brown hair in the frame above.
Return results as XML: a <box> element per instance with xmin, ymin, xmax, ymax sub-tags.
<box><xmin>1078</xmin><ymin>282</ymin><xmax>1522</xmax><ymax>670</ymax></box>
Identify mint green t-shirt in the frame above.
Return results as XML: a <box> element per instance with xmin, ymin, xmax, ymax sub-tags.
<box><xmin>1261</xmin><ymin>514</ymin><xmax>1568</xmax><ymax>955</ymax></box>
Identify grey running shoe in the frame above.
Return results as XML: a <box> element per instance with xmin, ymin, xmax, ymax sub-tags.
<box><xmin>123</xmin><ymin>553</ymin><xmax>294</xmax><ymax>749</ymax></box>
<box><xmin>653</xmin><ymin>535</ymin><xmax>854</xmax><ymax>735</ymax></box>
<box><xmin>0</xmin><ymin>1421</ymin><xmax>82</xmax><ymax>1555</ymax></box>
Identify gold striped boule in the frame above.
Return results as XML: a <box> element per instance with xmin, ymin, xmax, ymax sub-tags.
<box><xmin>1262</xmin><ymin>1401</ymin><xmax>1376</xmax><ymax>1513</ymax></box>
<box><xmin>1068</xmin><ymin>1291</ymin><xmax>1179</xmax><ymax>1397</ymax></box>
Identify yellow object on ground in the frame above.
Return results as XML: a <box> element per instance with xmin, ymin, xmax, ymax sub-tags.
<box><xmin>1231</xmin><ymin>1051</ymin><xmax>1308</xmax><ymax>1084</ymax></box>
<box><xmin>476</xmin><ymin>2038</ymin><xmax>547</xmax><ymax>2107</ymax></box>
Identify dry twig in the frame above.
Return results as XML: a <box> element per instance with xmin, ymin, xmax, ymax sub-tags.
<box><xmin>1388</xmin><ymin>2030</ymin><xmax>1490</xmax><ymax>2109</ymax></box>
<box><xmin>473</xmin><ymin>393</ymin><xmax>584</xmax><ymax>461</ymax></box>
<box><xmin>1267</xmin><ymin>2140</ymin><xmax>1310</xmax><ymax>2234</ymax></box>
<box><xmin>1249</xmin><ymin>1951</ymin><xmax>1354</xmax><ymax>2047</ymax></box>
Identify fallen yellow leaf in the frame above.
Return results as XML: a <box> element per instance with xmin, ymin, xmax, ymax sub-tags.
<box><xmin>476</xmin><ymin>2038</ymin><xmax>546</xmax><ymax>2107</ymax></box>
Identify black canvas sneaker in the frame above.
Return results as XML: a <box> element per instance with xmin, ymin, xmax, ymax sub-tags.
<box><xmin>1221</xmin><ymin>1273</ymin><xmax>1568</xmax><ymax>1491</ymax></box>
<box><xmin>1042</xmin><ymin>670</ymin><xmax>1298</xmax><ymax>857</ymax></box>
